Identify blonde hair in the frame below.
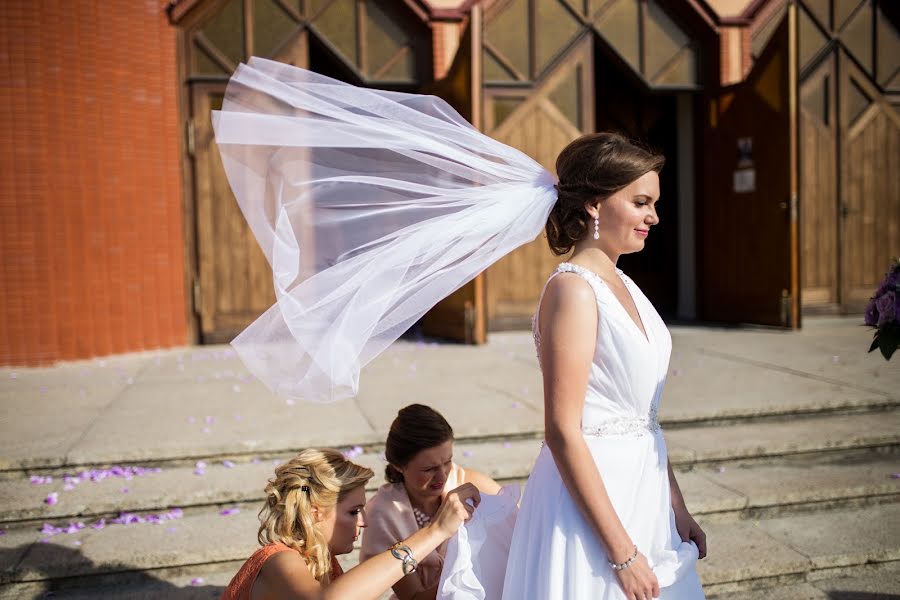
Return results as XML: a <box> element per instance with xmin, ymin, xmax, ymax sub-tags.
<box><xmin>257</xmin><ymin>448</ymin><xmax>374</xmax><ymax>583</ymax></box>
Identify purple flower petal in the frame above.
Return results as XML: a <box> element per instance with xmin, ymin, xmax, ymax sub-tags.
<box><xmin>204</xmin><ymin>416</ymin><xmax>214</xmax><ymax>424</ymax></box>
<box><xmin>45</xmin><ymin>492</ymin><xmax>59</xmax><ymax>505</ymax></box>
<box><xmin>191</xmin><ymin>578</ymin><xmax>204</xmax><ymax>586</ymax></box>
<box><xmin>219</xmin><ymin>508</ymin><xmax>240</xmax><ymax>516</ymax></box>
<box><xmin>120</xmin><ymin>488</ymin><xmax>129</xmax><ymax>494</ymax></box>
<box><xmin>222</xmin><ymin>460</ymin><xmax>236</xmax><ymax>469</ymax></box>
<box><xmin>502</xmin><ymin>442</ymin><xmax>512</xmax><ymax>449</ymax></box>
<box><xmin>462</xmin><ymin>450</ymin><xmax>474</xmax><ymax>458</ymax></box>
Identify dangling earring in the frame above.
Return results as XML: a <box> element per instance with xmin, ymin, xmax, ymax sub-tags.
<box><xmin>593</xmin><ymin>217</ymin><xmax>600</xmax><ymax>240</ymax></box>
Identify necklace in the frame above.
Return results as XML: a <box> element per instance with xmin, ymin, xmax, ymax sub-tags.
<box><xmin>412</xmin><ymin>506</ymin><xmax>431</xmax><ymax>528</ymax></box>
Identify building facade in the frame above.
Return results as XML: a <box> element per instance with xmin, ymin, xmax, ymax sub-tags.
<box><xmin>2</xmin><ymin>0</ymin><xmax>898</xmax><ymax>364</ymax></box>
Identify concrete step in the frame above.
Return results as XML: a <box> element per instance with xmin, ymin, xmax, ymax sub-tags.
<box><xmin>2</xmin><ymin>409</ymin><xmax>898</xmax><ymax>526</ymax></box>
<box><xmin>1</xmin><ymin>502</ymin><xmax>897</xmax><ymax>598</ymax></box>
<box><xmin>707</xmin><ymin>559</ymin><xmax>900</xmax><ymax>599</ymax></box>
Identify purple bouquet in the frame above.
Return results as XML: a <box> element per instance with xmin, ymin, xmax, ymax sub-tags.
<box><xmin>864</xmin><ymin>259</ymin><xmax>900</xmax><ymax>360</ymax></box>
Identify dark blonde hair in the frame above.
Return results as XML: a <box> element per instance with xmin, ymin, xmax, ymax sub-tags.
<box><xmin>547</xmin><ymin>132</ymin><xmax>665</xmax><ymax>255</ymax></box>
<box><xmin>257</xmin><ymin>448</ymin><xmax>374</xmax><ymax>583</ymax></box>
<box><xmin>384</xmin><ymin>404</ymin><xmax>453</xmax><ymax>484</ymax></box>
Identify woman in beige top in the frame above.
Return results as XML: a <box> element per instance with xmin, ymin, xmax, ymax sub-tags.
<box><xmin>360</xmin><ymin>404</ymin><xmax>502</xmax><ymax>600</ymax></box>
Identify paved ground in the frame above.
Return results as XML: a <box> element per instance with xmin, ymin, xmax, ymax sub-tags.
<box><xmin>1</xmin><ymin>316</ymin><xmax>898</xmax><ymax>599</ymax></box>
<box><xmin>0</xmin><ymin>316</ymin><xmax>896</xmax><ymax>470</ymax></box>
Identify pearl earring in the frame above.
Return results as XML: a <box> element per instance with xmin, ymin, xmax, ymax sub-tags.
<box><xmin>593</xmin><ymin>217</ymin><xmax>600</xmax><ymax>240</ymax></box>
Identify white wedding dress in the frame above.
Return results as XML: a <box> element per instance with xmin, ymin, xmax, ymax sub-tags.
<box><xmin>501</xmin><ymin>262</ymin><xmax>704</xmax><ymax>600</ymax></box>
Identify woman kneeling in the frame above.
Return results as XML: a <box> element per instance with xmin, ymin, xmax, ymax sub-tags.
<box><xmin>222</xmin><ymin>448</ymin><xmax>479</xmax><ymax>600</ymax></box>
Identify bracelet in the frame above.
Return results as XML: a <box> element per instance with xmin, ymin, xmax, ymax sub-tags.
<box><xmin>608</xmin><ymin>545</ymin><xmax>638</xmax><ymax>571</ymax></box>
<box><xmin>389</xmin><ymin>542</ymin><xmax>418</xmax><ymax>575</ymax></box>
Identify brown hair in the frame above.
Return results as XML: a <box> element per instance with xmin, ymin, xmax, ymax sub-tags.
<box><xmin>384</xmin><ymin>404</ymin><xmax>454</xmax><ymax>484</ymax></box>
<box><xmin>547</xmin><ymin>132</ymin><xmax>665</xmax><ymax>255</ymax></box>
<box><xmin>257</xmin><ymin>448</ymin><xmax>374</xmax><ymax>583</ymax></box>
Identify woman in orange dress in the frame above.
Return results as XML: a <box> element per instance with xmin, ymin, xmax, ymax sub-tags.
<box><xmin>222</xmin><ymin>447</ymin><xmax>480</xmax><ymax>600</ymax></box>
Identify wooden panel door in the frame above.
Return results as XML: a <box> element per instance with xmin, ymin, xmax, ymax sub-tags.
<box><xmin>419</xmin><ymin>8</ymin><xmax>488</xmax><ymax>344</ymax></box>
<box><xmin>483</xmin><ymin>35</ymin><xmax>595</xmax><ymax>330</ymax></box>
<box><xmin>190</xmin><ymin>85</ymin><xmax>275</xmax><ymax>343</ymax></box>
<box><xmin>838</xmin><ymin>51</ymin><xmax>900</xmax><ymax>310</ymax></box>
<box><xmin>698</xmin><ymin>12</ymin><xmax>799</xmax><ymax>327</ymax></box>
<box><xmin>799</xmin><ymin>55</ymin><xmax>839</xmax><ymax>308</ymax></box>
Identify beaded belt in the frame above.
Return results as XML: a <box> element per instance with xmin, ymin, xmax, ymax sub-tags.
<box><xmin>582</xmin><ymin>411</ymin><xmax>661</xmax><ymax>438</ymax></box>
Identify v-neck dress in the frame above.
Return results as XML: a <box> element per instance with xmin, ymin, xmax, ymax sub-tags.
<box><xmin>501</xmin><ymin>263</ymin><xmax>704</xmax><ymax>600</ymax></box>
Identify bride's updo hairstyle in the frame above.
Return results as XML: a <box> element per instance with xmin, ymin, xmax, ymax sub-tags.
<box><xmin>258</xmin><ymin>448</ymin><xmax>373</xmax><ymax>583</ymax></box>
<box><xmin>384</xmin><ymin>404</ymin><xmax>454</xmax><ymax>484</ymax></box>
<box><xmin>548</xmin><ymin>132</ymin><xmax>665</xmax><ymax>255</ymax></box>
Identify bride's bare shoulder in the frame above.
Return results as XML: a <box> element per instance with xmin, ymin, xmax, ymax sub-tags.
<box><xmin>542</xmin><ymin>272</ymin><xmax>597</xmax><ymax>313</ymax></box>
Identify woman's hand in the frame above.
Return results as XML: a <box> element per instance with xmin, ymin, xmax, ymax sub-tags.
<box><xmin>613</xmin><ymin>552</ymin><xmax>659</xmax><ymax>600</ymax></box>
<box><xmin>674</xmin><ymin>507</ymin><xmax>707</xmax><ymax>559</ymax></box>
<box><xmin>430</xmin><ymin>483</ymin><xmax>481</xmax><ymax>539</ymax></box>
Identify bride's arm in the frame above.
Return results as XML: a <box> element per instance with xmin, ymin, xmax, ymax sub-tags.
<box><xmin>667</xmin><ymin>460</ymin><xmax>707</xmax><ymax>558</ymax></box>
<box><xmin>539</xmin><ymin>274</ymin><xmax>659</xmax><ymax>599</ymax></box>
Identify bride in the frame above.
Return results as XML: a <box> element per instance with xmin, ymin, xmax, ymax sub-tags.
<box><xmin>213</xmin><ymin>57</ymin><xmax>705</xmax><ymax>600</ymax></box>
<box><xmin>501</xmin><ymin>133</ymin><xmax>706</xmax><ymax>600</ymax></box>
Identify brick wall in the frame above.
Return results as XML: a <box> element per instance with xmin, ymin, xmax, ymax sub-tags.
<box><xmin>1</xmin><ymin>1</ymin><xmax>187</xmax><ymax>365</ymax></box>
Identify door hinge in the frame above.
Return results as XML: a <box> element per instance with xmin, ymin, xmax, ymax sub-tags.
<box><xmin>780</xmin><ymin>289</ymin><xmax>791</xmax><ymax>326</ymax></box>
<box><xmin>192</xmin><ymin>280</ymin><xmax>202</xmax><ymax>315</ymax></box>
<box><xmin>186</xmin><ymin>119</ymin><xmax>196</xmax><ymax>158</ymax></box>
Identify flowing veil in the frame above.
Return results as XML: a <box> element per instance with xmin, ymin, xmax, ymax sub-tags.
<box><xmin>213</xmin><ymin>57</ymin><xmax>558</xmax><ymax>403</ymax></box>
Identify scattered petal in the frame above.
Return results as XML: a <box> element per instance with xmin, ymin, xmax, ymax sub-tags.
<box><xmin>45</xmin><ymin>492</ymin><xmax>59</xmax><ymax>505</ymax></box>
<box><xmin>0</xmin><ymin>529</ymin><xmax>5</xmax><ymax>535</ymax></box>
<box><xmin>193</xmin><ymin>468</ymin><xmax>205</xmax><ymax>476</ymax></box>
<box><xmin>892</xmin><ymin>473</ymin><xmax>900</xmax><ymax>479</ymax></box>
<box><xmin>502</xmin><ymin>442</ymin><xmax>512</xmax><ymax>449</ymax></box>
<box><xmin>191</xmin><ymin>578</ymin><xmax>205</xmax><ymax>586</ymax></box>
<box><xmin>187</xmin><ymin>416</ymin><xmax>196</xmax><ymax>424</ymax></box>
<box><xmin>120</xmin><ymin>488</ymin><xmax>129</xmax><ymax>494</ymax></box>
<box><xmin>222</xmin><ymin>460</ymin><xmax>236</xmax><ymax>469</ymax></box>
<box><xmin>167</xmin><ymin>527</ymin><xmax>178</xmax><ymax>533</ymax></box>
<box><xmin>219</xmin><ymin>508</ymin><xmax>240</xmax><ymax>516</ymax></box>
<box><xmin>204</xmin><ymin>416</ymin><xmax>214</xmax><ymax>424</ymax></box>
<box><xmin>251</xmin><ymin>457</ymin><xmax>262</xmax><ymax>464</ymax></box>
<box><xmin>72</xmin><ymin>540</ymin><xmax>82</xmax><ymax>546</ymax></box>
<box><xmin>510</xmin><ymin>402</ymin><xmax>521</xmax><ymax>409</ymax></box>
<box><xmin>63</xmin><ymin>484</ymin><xmax>74</xmax><ymax>491</ymax></box>
<box><xmin>462</xmin><ymin>450</ymin><xmax>474</xmax><ymax>458</ymax></box>
<box><xmin>202</xmin><ymin>427</ymin><xmax>212</xmax><ymax>434</ymax></box>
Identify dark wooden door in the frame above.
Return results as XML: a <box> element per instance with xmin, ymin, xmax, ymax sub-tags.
<box><xmin>419</xmin><ymin>9</ymin><xmax>488</xmax><ymax>344</ymax></box>
<box><xmin>190</xmin><ymin>85</ymin><xmax>276</xmax><ymax>343</ymax></box>
<box><xmin>698</xmin><ymin>15</ymin><xmax>799</xmax><ymax>327</ymax></box>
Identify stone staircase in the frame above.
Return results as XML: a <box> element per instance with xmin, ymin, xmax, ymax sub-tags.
<box><xmin>1</xmin><ymin>404</ymin><xmax>898</xmax><ymax>599</ymax></box>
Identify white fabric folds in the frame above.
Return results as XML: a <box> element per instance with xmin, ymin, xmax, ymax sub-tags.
<box><xmin>438</xmin><ymin>484</ymin><xmax>520</xmax><ymax>600</ymax></box>
<box><xmin>213</xmin><ymin>57</ymin><xmax>558</xmax><ymax>402</ymax></box>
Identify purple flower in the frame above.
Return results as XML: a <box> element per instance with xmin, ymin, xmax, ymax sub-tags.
<box><xmin>876</xmin><ymin>291</ymin><xmax>896</xmax><ymax>327</ymax></box>
<box><xmin>45</xmin><ymin>492</ymin><xmax>59</xmax><ymax>505</ymax></box>
<box><xmin>92</xmin><ymin>519</ymin><xmax>106</xmax><ymax>530</ymax></box>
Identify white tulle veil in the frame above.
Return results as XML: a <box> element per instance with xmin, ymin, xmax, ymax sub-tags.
<box><xmin>212</xmin><ymin>57</ymin><xmax>558</xmax><ymax>403</ymax></box>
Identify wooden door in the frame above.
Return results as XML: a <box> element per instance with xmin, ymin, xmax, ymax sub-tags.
<box><xmin>838</xmin><ymin>51</ymin><xmax>900</xmax><ymax>310</ymax></box>
<box><xmin>799</xmin><ymin>55</ymin><xmax>839</xmax><ymax>308</ymax></box>
<box><xmin>698</xmin><ymin>12</ymin><xmax>799</xmax><ymax>327</ymax></box>
<box><xmin>483</xmin><ymin>35</ymin><xmax>595</xmax><ymax>330</ymax></box>
<box><xmin>190</xmin><ymin>85</ymin><xmax>276</xmax><ymax>343</ymax></box>
<box><xmin>419</xmin><ymin>8</ymin><xmax>488</xmax><ymax>344</ymax></box>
